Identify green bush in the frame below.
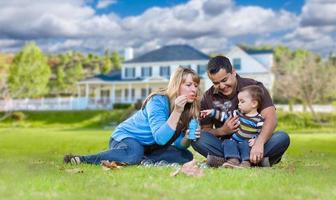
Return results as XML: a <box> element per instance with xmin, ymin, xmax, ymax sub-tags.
<box><xmin>10</xmin><ymin>112</ymin><xmax>26</xmax><ymax>121</ymax></box>
<box><xmin>133</xmin><ymin>99</ymin><xmax>143</xmax><ymax>110</ymax></box>
<box><xmin>332</xmin><ymin>101</ymin><xmax>336</xmax><ymax>108</ymax></box>
<box><xmin>113</xmin><ymin>103</ymin><xmax>132</xmax><ymax>109</ymax></box>
<box><xmin>276</xmin><ymin>111</ymin><xmax>336</xmax><ymax>133</ymax></box>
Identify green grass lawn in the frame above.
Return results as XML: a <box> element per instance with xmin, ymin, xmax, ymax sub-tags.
<box><xmin>0</xmin><ymin>127</ymin><xmax>336</xmax><ymax>200</ymax></box>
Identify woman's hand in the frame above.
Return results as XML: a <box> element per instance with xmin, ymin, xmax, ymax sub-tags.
<box><xmin>185</xmin><ymin>127</ymin><xmax>201</xmax><ymax>140</ymax></box>
<box><xmin>174</xmin><ymin>95</ymin><xmax>188</xmax><ymax>113</ymax></box>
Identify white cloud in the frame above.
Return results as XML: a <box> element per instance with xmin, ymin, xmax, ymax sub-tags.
<box><xmin>300</xmin><ymin>0</ymin><xmax>336</xmax><ymax>26</ymax></box>
<box><xmin>0</xmin><ymin>0</ymin><xmax>334</xmax><ymax>56</ymax></box>
<box><xmin>274</xmin><ymin>0</ymin><xmax>336</xmax><ymax>55</ymax></box>
<box><xmin>96</xmin><ymin>0</ymin><xmax>117</xmax><ymax>9</ymax></box>
<box><xmin>0</xmin><ymin>39</ymin><xmax>18</xmax><ymax>47</ymax></box>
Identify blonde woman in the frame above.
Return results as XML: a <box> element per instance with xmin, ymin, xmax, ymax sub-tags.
<box><xmin>64</xmin><ymin>67</ymin><xmax>201</xmax><ymax>165</ymax></box>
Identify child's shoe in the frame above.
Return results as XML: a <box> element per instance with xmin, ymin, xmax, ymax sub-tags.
<box><xmin>240</xmin><ymin>160</ymin><xmax>251</xmax><ymax>168</ymax></box>
<box><xmin>222</xmin><ymin>158</ymin><xmax>241</xmax><ymax>168</ymax></box>
<box><xmin>206</xmin><ymin>154</ymin><xmax>226</xmax><ymax>168</ymax></box>
<box><xmin>261</xmin><ymin>157</ymin><xmax>271</xmax><ymax>167</ymax></box>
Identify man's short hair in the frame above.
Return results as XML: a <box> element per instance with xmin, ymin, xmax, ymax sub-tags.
<box><xmin>240</xmin><ymin>85</ymin><xmax>264</xmax><ymax>109</ymax></box>
<box><xmin>207</xmin><ymin>56</ymin><xmax>233</xmax><ymax>74</ymax></box>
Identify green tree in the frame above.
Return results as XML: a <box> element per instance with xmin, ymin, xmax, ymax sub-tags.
<box><xmin>111</xmin><ymin>51</ymin><xmax>121</xmax><ymax>69</ymax></box>
<box><xmin>8</xmin><ymin>42</ymin><xmax>51</xmax><ymax>98</ymax></box>
<box><xmin>102</xmin><ymin>49</ymin><xmax>112</xmax><ymax>74</ymax></box>
<box><xmin>55</xmin><ymin>65</ymin><xmax>66</xmax><ymax>94</ymax></box>
<box><xmin>274</xmin><ymin>48</ymin><xmax>334</xmax><ymax>120</ymax></box>
<box><xmin>64</xmin><ymin>62</ymin><xmax>83</xmax><ymax>94</ymax></box>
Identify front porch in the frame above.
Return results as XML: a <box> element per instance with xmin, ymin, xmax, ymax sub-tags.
<box><xmin>76</xmin><ymin>79</ymin><xmax>170</xmax><ymax>108</ymax></box>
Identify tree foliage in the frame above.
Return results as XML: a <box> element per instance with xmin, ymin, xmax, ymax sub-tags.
<box><xmin>102</xmin><ymin>49</ymin><xmax>112</xmax><ymax>74</ymax></box>
<box><xmin>111</xmin><ymin>51</ymin><xmax>121</xmax><ymax>69</ymax></box>
<box><xmin>273</xmin><ymin>47</ymin><xmax>335</xmax><ymax>120</ymax></box>
<box><xmin>8</xmin><ymin>42</ymin><xmax>51</xmax><ymax>98</ymax></box>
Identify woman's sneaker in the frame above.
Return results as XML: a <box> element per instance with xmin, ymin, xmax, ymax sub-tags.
<box><xmin>64</xmin><ymin>154</ymin><xmax>81</xmax><ymax>164</ymax></box>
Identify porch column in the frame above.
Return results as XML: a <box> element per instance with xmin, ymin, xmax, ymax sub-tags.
<box><xmin>128</xmin><ymin>83</ymin><xmax>132</xmax><ymax>103</ymax></box>
<box><xmin>121</xmin><ymin>88</ymin><xmax>124</xmax><ymax>103</ymax></box>
<box><xmin>95</xmin><ymin>85</ymin><xmax>100</xmax><ymax>104</ymax></box>
<box><xmin>85</xmin><ymin>84</ymin><xmax>89</xmax><ymax>99</ymax></box>
<box><xmin>111</xmin><ymin>84</ymin><xmax>115</xmax><ymax>107</ymax></box>
<box><xmin>77</xmin><ymin>85</ymin><xmax>81</xmax><ymax>98</ymax></box>
<box><xmin>146</xmin><ymin>84</ymin><xmax>149</xmax><ymax>96</ymax></box>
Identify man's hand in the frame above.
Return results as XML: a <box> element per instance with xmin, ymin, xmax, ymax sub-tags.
<box><xmin>248</xmin><ymin>139</ymin><xmax>256</xmax><ymax>147</ymax></box>
<box><xmin>250</xmin><ymin>139</ymin><xmax>264</xmax><ymax>164</ymax></box>
<box><xmin>221</xmin><ymin>115</ymin><xmax>239</xmax><ymax>135</ymax></box>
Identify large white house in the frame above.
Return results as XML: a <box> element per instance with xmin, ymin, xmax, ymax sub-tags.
<box><xmin>77</xmin><ymin>45</ymin><xmax>209</xmax><ymax>107</ymax></box>
<box><xmin>77</xmin><ymin>44</ymin><xmax>274</xmax><ymax>108</ymax></box>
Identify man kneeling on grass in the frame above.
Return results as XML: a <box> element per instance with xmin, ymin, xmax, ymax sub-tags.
<box><xmin>201</xmin><ymin>85</ymin><xmax>266</xmax><ymax>168</ymax></box>
<box><xmin>192</xmin><ymin>55</ymin><xmax>290</xmax><ymax>168</ymax></box>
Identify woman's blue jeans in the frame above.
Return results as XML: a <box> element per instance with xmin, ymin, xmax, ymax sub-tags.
<box><xmin>80</xmin><ymin>137</ymin><xmax>193</xmax><ymax>165</ymax></box>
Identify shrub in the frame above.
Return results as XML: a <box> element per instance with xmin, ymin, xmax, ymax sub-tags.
<box><xmin>133</xmin><ymin>99</ymin><xmax>143</xmax><ymax>110</ymax></box>
<box><xmin>10</xmin><ymin>112</ymin><xmax>26</xmax><ymax>121</ymax></box>
<box><xmin>113</xmin><ymin>103</ymin><xmax>132</xmax><ymax>109</ymax></box>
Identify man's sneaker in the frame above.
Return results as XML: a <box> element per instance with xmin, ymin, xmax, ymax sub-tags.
<box><xmin>64</xmin><ymin>154</ymin><xmax>81</xmax><ymax>164</ymax></box>
<box><xmin>240</xmin><ymin>160</ymin><xmax>251</xmax><ymax>168</ymax></box>
<box><xmin>261</xmin><ymin>157</ymin><xmax>271</xmax><ymax>167</ymax></box>
<box><xmin>206</xmin><ymin>154</ymin><xmax>225</xmax><ymax>168</ymax></box>
<box><xmin>222</xmin><ymin>158</ymin><xmax>241</xmax><ymax>168</ymax></box>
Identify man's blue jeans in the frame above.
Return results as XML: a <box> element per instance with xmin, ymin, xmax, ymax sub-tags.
<box><xmin>192</xmin><ymin>131</ymin><xmax>290</xmax><ymax>166</ymax></box>
<box><xmin>80</xmin><ymin>137</ymin><xmax>193</xmax><ymax>165</ymax></box>
<box><xmin>223</xmin><ymin>139</ymin><xmax>250</xmax><ymax>161</ymax></box>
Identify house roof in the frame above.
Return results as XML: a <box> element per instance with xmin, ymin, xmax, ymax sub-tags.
<box><xmin>241</xmin><ymin>48</ymin><xmax>273</xmax><ymax>55</ymax></box>
<box><xmin>78</xmin><ymin>70</ymin><xmax>123</xmax><ymax>83</ymax></box>
<box><xmin>125</xmin><ymin>44</ymin><xmax>210</xmax><ymax>63</ymax></box>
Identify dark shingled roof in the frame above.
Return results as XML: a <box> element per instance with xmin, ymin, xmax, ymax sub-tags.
<box><xmin>125</xmin><ymin>44</ymin><xmax>210</xmax><ymax>63</ymax></box>
<box><xmin>80</xmin><ymin>70</ymin><xmax>122</xmax><ymax>82</ymax></box>
<box><xmin>245</xmin><ymin>49</ymin><xmax>273</xmax><ymax>54</ymax></box>
<box><xmin>80</xmin><ymin>70</ymin><xmax>144</xmax><ymax>82</ymax></box>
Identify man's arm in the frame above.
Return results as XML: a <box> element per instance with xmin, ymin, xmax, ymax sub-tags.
<box><xmin>201</xmin><ymin>115</ymin><xmax>240</xmax><ymax>137</ymax></box>
<box><xmin>250</xmin><ymin>106</ymin><xmax>277</xmax><ymax>164</ymax></box>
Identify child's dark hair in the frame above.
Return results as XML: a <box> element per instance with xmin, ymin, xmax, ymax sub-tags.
<box><xmin>240</xmin><ymin>85</ymin><xmax>263</xmax><ymax>109</ymax></box>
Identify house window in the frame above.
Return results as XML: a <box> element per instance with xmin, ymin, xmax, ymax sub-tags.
<box><xmin>100</xmin><ymin>90</ymin><xmax>110</xmax><ymax>98</ymax></box>
<box><xmin>141</xmin><ymin>88</ymin><xmax>147</xmax><ymax>98</ymax></box>
<box><xmin>233</xmin><ymin>58</ymin><xmax>241</xmax><ymax>70</ymax></box>
<box><xmin>183</xmin><ymin>65</ymin><xmax>191</xmax><ymax>69</ymax></box>
<box><xmin>160</xmin><ymin>66</ymin><xmax>170</xmax><ymax>77</ymax></box>
<box><xmin>197</xmin><ymin>64</ymin><xmax>206</xmax><ymax>75</ymax></box>
<box><xmin>141</xmin><ymin>88</ymin><xmax>152</xmax><ymax>98</ymax></box>
<box><xmin>131</xmin><ymin>89</ymin><xmax>135</xmax><ymax>99</ymax></box>
<box><xmin>115</xmin><ymin>90</ymin><xmax>121</xmax><ymax>96</ymax></box>
<box><xmin>141</xmin><ymin>66</ymin><xmax>152</xmax><ymax>77</ymax></box>
<box><xmin>124</xmin><ymin>89</ymin><xmax>129</xmax><ymax>99</ymax></box>
<box><xmin>100</xmin><ymin>90</ymin><xmax>110</xmax><ymax>104</ymax></box>
<box><xmin>125</xmin><ymin>67</ymin><xmax>135</xmax><ymax>78</ymax></box>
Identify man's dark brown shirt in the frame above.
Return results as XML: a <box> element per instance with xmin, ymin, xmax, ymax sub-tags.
<box><xmin>200</xmin><ymin>75</ymin><xmax>274</xmax><ymax>129</ymax></box>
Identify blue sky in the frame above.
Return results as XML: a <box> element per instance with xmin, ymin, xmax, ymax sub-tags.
<box><xmin>0</xmin><ymin>0</ymin><xmax>335</xmax><ymax>56</ymax></box>
<box><xmin>95</xmin><ymin>0</ymin><xmax>304</xmax><ymax>17</ymax></box>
